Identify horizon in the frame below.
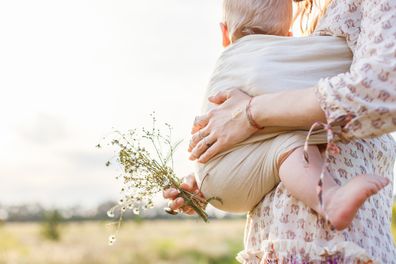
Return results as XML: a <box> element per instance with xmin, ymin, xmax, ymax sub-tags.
<box><xmin>0</xmin><ymin>0</ymin><xmax>395</xmax><ymax>209</ymax></box>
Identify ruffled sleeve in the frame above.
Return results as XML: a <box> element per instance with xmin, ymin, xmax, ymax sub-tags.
<box><xmin>315</xmin><ymin>0</ymin><xmax>396</xmax><ymax>140</ymax></box>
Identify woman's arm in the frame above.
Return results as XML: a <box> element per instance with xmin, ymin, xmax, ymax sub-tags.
<box><xmin>188</xmin><ymin>88</ymin><xmax>326</xmax><ymax>163</ymax></box>
<box><xmin>314</xmin><ymin>0</ymin><xmax>396</xmax><ymax>139</ymax></box>
<box><xmin>250</xmin><ymin>87</ymin><xmax>326</xmax><ymax>129</ymax></box>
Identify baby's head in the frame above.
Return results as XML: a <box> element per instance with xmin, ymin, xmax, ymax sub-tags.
<box><xmin>221</xmin><ymin>0</ymin><xmax>293</xmax><ymax>46</ymax></box>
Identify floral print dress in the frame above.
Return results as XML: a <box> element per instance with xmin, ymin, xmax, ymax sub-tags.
<box><xmin>237</xmin><ymin>0</ymin><xmax>396</xmax><ymax>263</ymax></box>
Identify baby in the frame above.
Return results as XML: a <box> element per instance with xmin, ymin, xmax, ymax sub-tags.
<box><xmin>192</xmin><ymin>0</ymin><xmax>390</xmax><ymax>230</ymax></box>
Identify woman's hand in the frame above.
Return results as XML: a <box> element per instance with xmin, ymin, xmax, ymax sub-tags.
<box><xmin>162</xmin><ymin>173</ymin><xmax>204</xmax><ymax>215</ymax></box>
<box><xmin>188</xmin><ymin>89</ymin><xmax>258</xmax><ymax>163</ymax></box>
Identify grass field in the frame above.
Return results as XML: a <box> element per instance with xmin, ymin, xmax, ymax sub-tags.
<box><xmin>0</xmin><ymin>220</ymin><xmax>245</xmax><ymax>264</ymax></box>
<box><xmin>0</xmin><ymin>217</ymin><xmax>395</xmax><ymax>264</ymax></box>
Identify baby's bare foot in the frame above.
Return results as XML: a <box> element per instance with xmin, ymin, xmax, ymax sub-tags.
<box><xmin>323</xmin><ymin>175</ymin><xmax>389</xmax><ymax>231</ymax></box>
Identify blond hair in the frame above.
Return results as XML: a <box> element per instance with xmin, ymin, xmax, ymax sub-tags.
<box><xmin>223</xmin><ymin>0</ymin><xmax>293</xmax><ymax>40</ymax></box>
<box><xmin>293</xmin><ymin>0</ymin><xmax>332</xmax><ymax>34</ymax></box>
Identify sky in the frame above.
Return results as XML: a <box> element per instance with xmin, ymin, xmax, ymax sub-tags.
<box><xmin>0</xmin><ymin>0</ymin><xmax>395</xmax><ymax>208</ymax></box>
<box><xmin>0</xmin><ymin>0</ymin><xmax>223</xmax><ymax>208</ymax></box>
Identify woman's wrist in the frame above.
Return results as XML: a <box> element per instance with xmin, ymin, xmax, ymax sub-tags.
<box><xmin>250</xmin><ymin>94</ymin><xmax>271</xmax><ymax>128</ymax></box>
<box><xmin>246</xmin><ymin>97</ymin><xmax>265</xmax><ymax>130</ymax></box>
<box><xmin>249</xmin><ymin>87</ymin><xmax>326</xmax><ymax>129</ymax></box>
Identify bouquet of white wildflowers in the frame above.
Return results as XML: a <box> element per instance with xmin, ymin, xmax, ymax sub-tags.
<box><xmin>99</xmin><ymin>116</ymin><xmax>220</xmax><ymax>245</ymax></box>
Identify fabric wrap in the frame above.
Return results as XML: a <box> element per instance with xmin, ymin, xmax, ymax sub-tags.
<box><xmin>195</xmin><ymin>34</ymin><xmax>352</xmax><ymax>213</ymax></box>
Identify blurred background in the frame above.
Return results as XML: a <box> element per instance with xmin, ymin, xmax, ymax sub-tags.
<box><xmin>0</xmin><ymin>0</ymin><xmax>395</xmax><ymax>263</ymax></box>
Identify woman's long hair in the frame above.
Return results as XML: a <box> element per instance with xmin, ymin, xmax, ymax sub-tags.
<box><xmin>293</xmin><ymin>0</ymin><xmax>332</xmax><ymax>34</ymax></box>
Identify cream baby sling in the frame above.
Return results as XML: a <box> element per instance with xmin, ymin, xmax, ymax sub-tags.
<box><xmin>195</xmin><ymin>35</ymin><xmax>352</xmax><ymax>213</ymax></box>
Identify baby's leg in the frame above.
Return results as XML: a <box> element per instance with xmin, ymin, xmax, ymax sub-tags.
<box><xmin>279</xmin><ymin>145</ymin><xmax>389</xmax><ymax>230</ymax></box>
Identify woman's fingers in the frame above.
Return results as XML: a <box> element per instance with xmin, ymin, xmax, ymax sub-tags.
<box><xmin>179</xmin><ymin>174</ymin><xmax>198</xmax><ymax>192</ymax></box>
<box><xmin>168</xmin><ymin>197</ymin><xmax>196</xmax><ymax>215</ymax></box>
<box><xmin>191</xmin><ymin>115</ymin><xmax>209</xmax><ymax>134</ymax></box>
<box><xmin>188</xmin><ymin>128</ymin><xmax>210</xmax><ymax>152</ymax></box>
<box><xmin>198</xmin><ymin>141</ymin><xmax>223</xmax><ymax>163</ymax></box>
<box><xmin>163</xmin><ymin>174</ymin><xmax>201</xmax><ymax>216</ymax></box>
<box><xmin>191</xmin><ymin>91</ymin><xmax>233</xmax><ymax>135</ymax></box>
<box><xmin>189</xmin><ymin>134</ymin><xmax>216</xmax><ymax>161</ymax></box>
<box><xmin>162</xmin><ymin>188</ymin><xmax>180</xmax><ymax>199</ymax></box>
<box><xmin>169</xmin><ymin>197</ymin><xmax>185</xmax><ymax>211</ymax></box>
<box><xmin>208</xmin><ymin>90</ymin><xmax>231</xmax><ymax>105</ymax></box>
<box><xmin>180</xmin><ymin>174</ymin><xmax>205</xmax><ymax>198</ymax></box>
<box><xmin>183</xmin><ymin>207</ymin><xmax>196</xmax><ymax>215</ymax></box>
<box><xmin>169</xmin><ymin>200</ymin><xmax>195</xmax><ymax>215</ymax></box>
<box><xmin>189</xmin><ymin>88</ymin><xmax>255</xmax><ymax>164</ymax></box>
<box><xmin>178</xmin><ymin>175</ymin><xmax>200</xmax><ymax>215</ymax></box>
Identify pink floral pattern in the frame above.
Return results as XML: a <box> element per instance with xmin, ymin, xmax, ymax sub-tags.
<box><xmin>315</xmin><ymin>0</ymin><xmax>396</xmax><ymax>140</ymax></box>
<box><xmin>238</xmin><ymin>0</ymin><xmax>396</xmax><ymax>263</ymax></box>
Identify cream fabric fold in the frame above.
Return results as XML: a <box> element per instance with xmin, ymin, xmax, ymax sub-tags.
<box><xmin>195</xmin><ymin>35</ymin><xmax>352</xmax><ymax>213</ymax></box>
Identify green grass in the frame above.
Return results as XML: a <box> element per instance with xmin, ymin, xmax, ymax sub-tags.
<box><xmin>0</xmin><ymin>215</ymin><xmax>395</xmax><ymax>264</ymax></box>
<box><xmin>0</xmin><ymin>220</ymin><xmax>244</xmax><ymax>264</ymax></box>
<box><xmin>392</xmin><ymin>203</ymin><xmax>396</xmax><ymax>242</ymax></box>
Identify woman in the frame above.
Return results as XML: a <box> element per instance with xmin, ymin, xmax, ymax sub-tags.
<box><xmin>165</xmin><ymin>0</ymin><xmax>396</xmax><ymax>262</ymax></box>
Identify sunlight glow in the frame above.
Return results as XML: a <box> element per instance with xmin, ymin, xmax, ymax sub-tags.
<box><xmin>0</xmin><ymin>0</ymin><xmax>394</xmax><ymax>207</ymax></box>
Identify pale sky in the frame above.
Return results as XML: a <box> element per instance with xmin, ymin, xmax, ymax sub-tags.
<box><xmin>0</xmin><ymin>0</ymin><xmax>395</xmax><ymax>208</ymax></box>
<box><xmin>0</xmin><ymin>0</ymin><xmax>223</xmax><ymax>208</ymax></box>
